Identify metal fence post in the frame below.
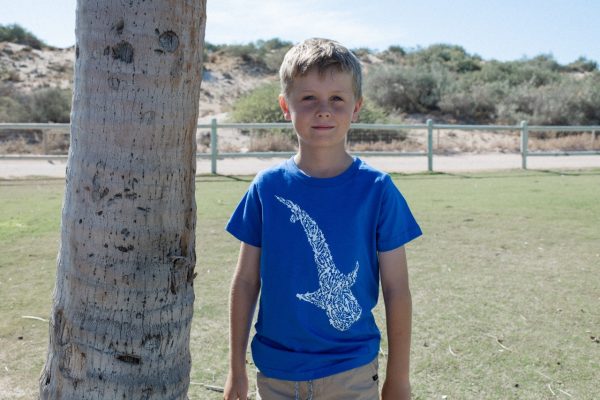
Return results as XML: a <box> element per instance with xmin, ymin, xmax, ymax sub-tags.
<box><xmin>520</xmin><ymin>120</ymin><xmax>528</xmax><ymax>170</ymax></box>
<box><xmin>210</xmin><ymin>118</ymin><xmax>218</xmax><ymax>174</ymax></box>
<box><xmin>42</xmin><ymin>130</ymin><xmax>48</xmax><ymax>155</ymax></box>
<box><xmin>427</xmin><ymin>119</ymin><xmax>434</xmax><ymax>172</ymax></box>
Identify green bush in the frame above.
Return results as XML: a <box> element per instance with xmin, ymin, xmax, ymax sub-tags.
<box><xmin>364</xmin><ymin>64</ymin><xmax>449</xmax><ymax>113</ymax></box>
<box><xmin>495</xmin><ymin>75</ymin><xmax>600</xmax><ymax>126</ymax></box>
<box><xmin>0</xmin><ymin>96</ymin><xmax>29</xmax><ymax>122</ymax></box>
<box><xmin>0</xmin><ymin>86</ymin><xmax>72</xmax><ymax>123</ymax></box>
<box><xmin>565</xmin><ymin>57</ymin><xmax>598</xmax><ymax>73</ymax></box>
<box><xmin>209</xmin><ymin>38</ymin><xmax>292</xmax><ymax>72</ymax></box>
<box><xmin>439</xmin><ymin>81</ymin><xmax>508</xmax><ymax>123</ymax></box>
<box><xmin>229</xmin><ymin>81</ymin><xmax>283</xmax><ymax>123</ymax></box>
<box><xmin>29</xmin><ymin>88</ymin><xmax>72</xmax><ymax>123</ymax></box>
<box><xmin>0</xmin><ymin>24</ymin><xmax>45</xmax><ymax>49</ymax></box>
<box><xmin>405</xmin><ymin>44</ymin><xmax>482</xmax><ymax>73</ymax></box>
<box><xmin>351</xmin><ymin>47</ymin><xmax>373</xmax><ymax>60</ymax></box>
<box><xmin>379</xmin><ymin>46</ymin><xmax>406</xmax><ymax>64</ymax></box>
<box><xmin>350</xmin><ymin>99</ymin><xmax>398</xmax><ymax>143</ymax></box>
<box><xmin>356</xmin><ymin>99</ymin><xmax>388</xmax><ymax>124</ymax></box>
<box><xmin>527</xmin><ymin>54</ymin><xmax>562</xmax><ymax>72</ymax></box>
<box><xmin>578</xmin><ymin>73</ymin><xmax>600</xmax><ymax>123</ymax></box>
<box><xmin>474</xmin><ymin>59</ymin><xmax>560</xmax><ymax>87</ymax></box>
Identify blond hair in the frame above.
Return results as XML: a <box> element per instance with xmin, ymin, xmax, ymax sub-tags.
<box><xmin>279</xmin><ymin>38</ymin><xmax>362</xmax><ymax>100</ymax></box>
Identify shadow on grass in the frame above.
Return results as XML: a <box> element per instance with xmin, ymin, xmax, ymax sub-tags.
<box><xmin>196</xmin><ymin>174</ymin><xmax>253</xmax><ymax>183</ymax></box>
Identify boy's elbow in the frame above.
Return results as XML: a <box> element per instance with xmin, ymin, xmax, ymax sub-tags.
<box><xmin>232</xmin><ymin>274</ymin><xmax>261</xmax><ymax>296</ymax></box>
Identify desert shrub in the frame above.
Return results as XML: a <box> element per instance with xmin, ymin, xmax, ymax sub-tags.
<box><xmin>257</xmin><ymin>38</ymin><xmax>293</xmax><ymax>52</ymax></box>
<box><xmin>578</xmin><ymin>73</ymin><xmax>600</xmax><ymax>123</ymax></box>
<box><xmin>229</xmin><ymin>81</ymin><xmax>283</xmax><ymax>123</ymax></box>
<box><xmin>0</xmin><ymin>86</ymin><xmax>72</xmax><ymax>123</ymax></box>
<box><xmin>14</xmin><ymin>88</ymin><xmax>72</xmax><ymax>123</ymax></box>
<box><xmin>257</xmin><ymin>38</ymin><xmax>293</xmax><ymax>71</ymax></box>
<box><xmin>527</xmin><ymin>54</ymin><xmax>562</xmax><ymax>72</ymax></box>
<box><xmin>349</xmin><ymin>99</ymin><xmax>399</xmax><ymax>143</ymax></box>
<box><xmin>474</xmin><ymin>59</ymin><xmax>560</xmax><ymax>87</ymax></box>
<box><xmin>0</xmin><ymin>24</ymin><xmax>45</xmax><ymax>49</ymax></box>
<box><xmin>228</xmin><ymin>77</ymin><xmax>294</xmax><ymax>150</ymax></box>
<box><xmin>496</xmin><ymin>76</ymin><xmax>600</xmax><ymax>126</ymax></box>
<box><xmin>380</xmin><ymin>46</ymin><xmax>406</xmax><ymax>64</ymax></box>
<box><xmin>30</xmin><ymin>88</ymin><xmax>72</xmax><ymax>123</ymax></box>
<box><xmin>565</xmin><ymin>57</ymin><xmax>598</xmax><ymax>73</ymax></box>
<box><xmin>352</xmin><ymin>47</ymin><xmax>373</xmax><ymax>60</ymax></box>
<box><xmin>495</xmin><ymin>84</ymin><xmax>538</xmax><ymax>124</ymax></box>
<box><xmin>263</xmin><ymin>47</ymin><xmax>289</xmax><ymax>72</ymax></box>
<box><xmin>364</xmin><ymin>64</ymin><xmax>450</xmax><ymax>113</ymax></box>
<box><xmin>356</xmin><ymin>99</ymin><xmax>388</xmax><ymax>124</ymax></box>
<box><xmin>528</xmin><ymin>84</ymin><xmax>584</xmax><ymax>125</ymax></box>
<box><xmin>405</xmin><ymin>44</ymin><xmax>482</xmax><ymax>73</ymax></box>
<box><xmin>0</xmin><ymin>96</ymin><xmax>29</xmax><ymax>122</ymax></box>
<box><xmin>439</xmin><ymin>81</ymin><xmax>508</xmax><ymax>123</ymax></box>
<box><xmin>211</xmin><ymin>38</ymin><xmax>292</xmax><ymax>72</ymax></box>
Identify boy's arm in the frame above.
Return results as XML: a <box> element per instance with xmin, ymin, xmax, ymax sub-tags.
<box><xmin>224</xmin><ymin>242</ymin><xmax>261</xmax><ymax>400</ymax></box>
<box><xmin>379</xmin><ymin>245</ymin><xmax>412</xmax><ymax>400</ymax></box>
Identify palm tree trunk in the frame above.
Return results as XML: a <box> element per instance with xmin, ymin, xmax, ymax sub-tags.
<box><xmin>40</xmin><ymin>1</ymin><xmax>206</xmax><ymax>398</ymax></box>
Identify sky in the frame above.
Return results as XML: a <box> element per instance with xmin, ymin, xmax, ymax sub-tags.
<box><xmin>1</xmin><ymin>0</ymin><xmax>599</xmax><ymax>65</ymax></box>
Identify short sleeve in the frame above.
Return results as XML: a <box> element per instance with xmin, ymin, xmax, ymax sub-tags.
<box><xmin>376</xmin><ymin>175</ymin><xmax>422</xmax><ymax>252</ymax></box>
<box><xmin>226</xmin><ymin>181</ymin><xmax>263</xmax><ymax>247</ymax></box>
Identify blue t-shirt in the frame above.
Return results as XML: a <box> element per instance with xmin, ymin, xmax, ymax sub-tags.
<box><xmin>226</xmin><ymin>157</ymin><xmax>422</xmax><ymax>381</ymax></box>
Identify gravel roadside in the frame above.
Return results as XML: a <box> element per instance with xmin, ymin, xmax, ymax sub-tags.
<box><xmin>1</xmin><ymin>153</ymin><xmax>599</xmax><ymax>179</ymax></box>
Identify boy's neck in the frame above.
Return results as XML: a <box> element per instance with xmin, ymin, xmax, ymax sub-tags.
<box><xmin>293</xmin><ymin>149</ymin><xmax>353</xmax><ymax>178</ymax></box>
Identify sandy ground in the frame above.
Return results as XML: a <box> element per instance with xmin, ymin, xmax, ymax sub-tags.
<box><xmin>1</xmin><ymin>153</ymin><xmax>599</xmax><ymax>179</ymax></box>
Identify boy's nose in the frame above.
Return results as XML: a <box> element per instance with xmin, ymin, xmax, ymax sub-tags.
<box><xmin>316</xmin><ymin>106</ymin><xmax>332</xmax><ymax>118</ymax></box>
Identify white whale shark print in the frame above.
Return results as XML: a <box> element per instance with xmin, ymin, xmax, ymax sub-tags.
<box><xmin>275</xmin><ymin>195</ymin><xmax>362</xmax><ymax>331</ymax></box>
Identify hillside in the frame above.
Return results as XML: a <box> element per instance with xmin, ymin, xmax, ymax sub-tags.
<box><xmin>3</xmin><ymin>39</ymin><xmax>600</xmax><ymax>126</ymax></box>
<box><xmin>0</xmin><ymin>41</ymin><xmax>275</xmax><ymax>122</ymax></box>
<box><xmin>1</xmin><ymin>39</ymin><xmax>599</xmax><ymax>156</ymax></box>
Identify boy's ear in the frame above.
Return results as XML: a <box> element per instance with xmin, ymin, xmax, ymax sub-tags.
<box><xmin>279</xmin><ymin>95</ymin><xmax>292</xmax><ymax>121</ymax></box>
<box><xmin>352</xmin><ymin>97</ymin><xmax>364</xmax><ymax>122</ymax></box>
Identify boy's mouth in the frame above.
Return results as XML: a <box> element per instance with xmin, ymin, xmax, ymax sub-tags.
<box><xmin>312</xmin><ymin>125</ymin><xmax>335</xmax><ymax>130</ymax></box>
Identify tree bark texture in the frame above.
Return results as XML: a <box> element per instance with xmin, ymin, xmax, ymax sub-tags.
<box><xmin>40</xmin><ymin>1</ymin><xmax>206</xmax><ymax>398</ymax></box>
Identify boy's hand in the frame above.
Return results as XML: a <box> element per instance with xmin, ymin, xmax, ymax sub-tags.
<box><xmin>223</xmin><ymin>369</ymin><xmax>249</xmax><ymax>400</ymax></box>
<box><xmin>382</xmin><ymin>379</ymin><xmax>411</xmax><ymax>400</ymax></box>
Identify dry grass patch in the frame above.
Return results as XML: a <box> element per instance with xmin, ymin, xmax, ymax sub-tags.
<box><xmin>1</xmin><ymin>171</ymin><xmax>599</xmax><ymax>399</ymax></box>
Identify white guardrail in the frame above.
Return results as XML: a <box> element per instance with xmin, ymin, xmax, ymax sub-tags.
<box><xmin>0</xmin><ymin>120</ymin><xmax>599</xmax><ymax>173</ymax></box>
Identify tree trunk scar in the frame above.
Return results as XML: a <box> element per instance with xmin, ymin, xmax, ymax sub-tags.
<box><xmin>54</xmin><ymin>309</ymin><xmax>68</xmax><ymax>346</ymax></box>
<box><xmin>158</xmin><ymin>31</ymin><xmax>179</xmax><ymax>53</ymax></box>
<box><xmin>91</xmin><ymin>171</ymin><xmax>110</xmax><ymax>201</ymax></box>
<box><xmin>142</xmin><ymin>334</ymin><xmax>162</xmax><ymax>352</ymax></box>
<box><xmin>108</xmin><ymin>76</ymin><xmax>121</xmax><ymax>91</ymax></box>
<box><xmin>116</xmin><ymin>353</ymin><xmax>141</xmax><ymax>365</ymax></box>
<box><xmin>60</xmin><ymin>344</ymin><xmax>87</xmax><ymax>381</ymax></box>
<box><xmin>169</xmin><ymin>256</ymin><xmax>191</xmax><ymax>294</ymax></box>
<box><xmin>111</xmin><ymin>41</ymin><xmax>134</xmax><ymax>64</ymax></box>
<box><xmin>113</xmin><ymin>19</ymin><xmax>125</xmax><ymax>35</ymax></box>
<box><xmin>116</xmin><ymin>244</ymin><xmax>134</xmax><ymax>252</ymax></box>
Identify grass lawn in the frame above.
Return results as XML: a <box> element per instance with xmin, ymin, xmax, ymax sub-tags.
<box><xmin>1</xmin><ymin>169</ymin><xmax>599</xmax><ymax>399</ymax></box>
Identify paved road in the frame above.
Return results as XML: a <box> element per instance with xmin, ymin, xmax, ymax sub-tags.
<box><xmin>1</xmin><ymin>153</ymin><xmax>599</xmax><ymax>179</ymax></box>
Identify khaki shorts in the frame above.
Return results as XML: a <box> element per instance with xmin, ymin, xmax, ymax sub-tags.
<box><xmin>256</xmin><ymin>358</ymin><xmax>379</xmax><ymax>400</ymax></box>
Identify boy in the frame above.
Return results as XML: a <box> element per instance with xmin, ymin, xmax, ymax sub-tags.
<box><xmin>224</xmin><ymin>38</ymin><xmax>422</xmax><ymax>400</ymax></box>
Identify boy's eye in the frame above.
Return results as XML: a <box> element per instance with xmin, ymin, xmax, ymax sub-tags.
<box><xmin>301</xmin><ymin>95</ymin><xmax>316</xmax><ymax>101</ymax></box>
<box><xmin>331</xmin><ymin>96</ymin><xmax>344</xmax><ymax>102</ymax></box>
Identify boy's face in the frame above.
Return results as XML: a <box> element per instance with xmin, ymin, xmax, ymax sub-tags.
<box><xmin>279</xmin><ymin>68</ymin><xmax>362</xmax><ymax>152</ymax></box>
